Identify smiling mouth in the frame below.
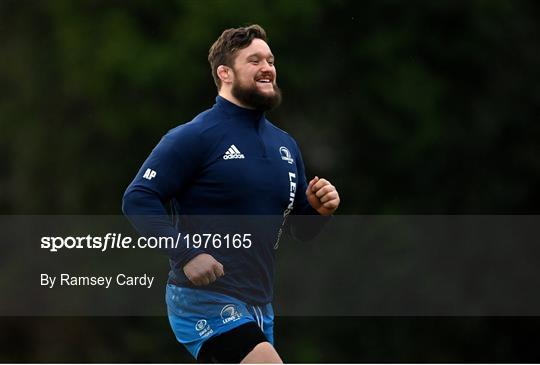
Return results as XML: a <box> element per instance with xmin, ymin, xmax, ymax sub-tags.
<box><xmin>255</xmin><ymin>73</ymin><xmax>274</xmax><ymax>84</ymax></box>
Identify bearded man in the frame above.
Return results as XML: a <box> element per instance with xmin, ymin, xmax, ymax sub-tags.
<box><xmin>123</xmin><ymin>24</ymin><xmax>340</xmax><ymax>363</ymax></box>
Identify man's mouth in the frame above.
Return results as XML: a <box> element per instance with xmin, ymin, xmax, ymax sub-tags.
<box><xmin>255</xmin><ymin>75</ymin><xmax>274</xmax><ymax>84</ymax></box>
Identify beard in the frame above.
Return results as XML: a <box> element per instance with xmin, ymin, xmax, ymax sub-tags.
<box><xmin>231</xmin><ymin>78</ymin><xmax>282</xmax><ymax>111</ymax></box>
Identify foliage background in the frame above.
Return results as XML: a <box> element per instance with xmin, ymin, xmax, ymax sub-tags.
<box><xmin>1</xmin><ymin>0</ymin><xmax>539</xmax><ymax>362</ymax></box>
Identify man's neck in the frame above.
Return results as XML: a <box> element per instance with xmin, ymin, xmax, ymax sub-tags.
<box><xmin>218</xmin><ymin>89</ymin><xmax>255</xmax><ymax>110</ymax></box>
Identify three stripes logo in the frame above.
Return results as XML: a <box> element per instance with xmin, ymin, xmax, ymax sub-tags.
<box><xmin>223</xmin><ymin>145</ymin><xmax>245</xmax><ymax>160</ymax></box>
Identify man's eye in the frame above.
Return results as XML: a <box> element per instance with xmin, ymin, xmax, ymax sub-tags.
<box><xmin>268</xmin><ymin>60</ymin><xmax>274</xmax><ymax>66</ymax></box>
<box><xmin>250</xmin><ymin>60</ymin><xmax>259</xmax><ymax>65</ymax></box>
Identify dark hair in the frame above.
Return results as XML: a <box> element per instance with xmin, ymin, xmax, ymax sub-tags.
<box><xmin>208</xmin><ymin>24</ymin><xmax>268</xmax><ymax>90</ymax></box>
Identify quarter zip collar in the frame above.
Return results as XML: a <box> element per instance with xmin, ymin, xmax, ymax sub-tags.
<box><xmin>214</xmin><ymin>96</ymin><xmax>265</xmax><ymax>125</ymax></box>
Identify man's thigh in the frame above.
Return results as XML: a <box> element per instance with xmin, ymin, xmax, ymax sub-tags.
<box><xmin>241</xmin><ymin>342</ymin><xmax>282</xmax><ymax>364</ymax></box>
<box><xmin>197</xmin><ymin>322</ymin><xmax>278</xmax><ymax>363</ymax></box>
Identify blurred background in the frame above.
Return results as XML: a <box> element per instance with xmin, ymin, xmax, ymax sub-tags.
<box><xmin>1</xmin><ymin>0</ymin><xmax>540</xmax><ymax>362</ymax></box>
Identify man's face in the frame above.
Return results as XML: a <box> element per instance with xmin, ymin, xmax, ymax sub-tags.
<box><xmin>230</xmin><ymin>38</ymin><xmax>282</xmax><ymax>111</ymax></box>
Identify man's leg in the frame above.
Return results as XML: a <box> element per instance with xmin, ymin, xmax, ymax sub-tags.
<box><xmin>198</xmin><ymin>322</ymin><xmax>281</xmax><ymax>363</ymax></box>
<box><xmin>240</xmin><ymin>342</ymin><xmax>282</xmax><ymax>364</ymax></box>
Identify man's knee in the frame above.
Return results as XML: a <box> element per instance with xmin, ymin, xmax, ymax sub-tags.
<box><xmin>241</xmin><ymin>342</ymin><xmax>282</xmax><ymax>364</ymax></box>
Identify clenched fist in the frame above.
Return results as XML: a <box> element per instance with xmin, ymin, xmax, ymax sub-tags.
<box><xmin>183</xmin><ymin>253</ymin><xmax>225</xmax><ymax>286</ymax></box>
<box><xmin>306</xmin><ymin>176</ymin><xmax>340</xmax><ymax>216</ymax></box>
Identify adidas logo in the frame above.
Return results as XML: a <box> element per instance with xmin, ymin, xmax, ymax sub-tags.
<box><xmin>223</xmin><ymin>145</ymin><xmax>245</xmax><ymax>160</ymax></box>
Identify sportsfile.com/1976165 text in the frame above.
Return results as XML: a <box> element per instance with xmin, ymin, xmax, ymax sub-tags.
<box><xmin>40</xmin><ymin>233</ymin><xmax>252</xmax><ymax>252</ymax></box>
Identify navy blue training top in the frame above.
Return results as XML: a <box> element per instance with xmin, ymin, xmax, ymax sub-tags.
<box><xmin>122</xmin><ymin>96</ymin><xmax>321</xmax><ymax>304</ymax></box>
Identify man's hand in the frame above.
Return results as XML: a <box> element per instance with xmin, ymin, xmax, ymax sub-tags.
<box><xmin>183</xmin><ymin>253</ymin><xmax>225</xmax><ymax>286</ymax></box>
<box><xmin>306</xmin><ymin>176</ymin><xmax>340</xmax><ymax>216</ymax></box>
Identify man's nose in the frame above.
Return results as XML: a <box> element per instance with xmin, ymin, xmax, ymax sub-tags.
<box><xmin>259</xmin><ymin>60</ymin><xmax>274</xmax><ymax>71</ymax></box>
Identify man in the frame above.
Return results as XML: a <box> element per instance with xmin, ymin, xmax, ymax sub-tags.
<box><xmin>123</xmin><ymin>24</ymin><xmax>340</xmax><ymax>363</ymax></box>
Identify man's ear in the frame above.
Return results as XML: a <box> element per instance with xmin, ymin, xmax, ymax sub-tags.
<box><xmin>217</xmin><ymin>65</ymin><xmax>233</xmax><ymax>85</ymax></box>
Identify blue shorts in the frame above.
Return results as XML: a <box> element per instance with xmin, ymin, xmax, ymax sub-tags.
<box><xmin>165</xmin><ymin>284</ymin><xmax>274</xmax><ymax>359</ymax></box>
